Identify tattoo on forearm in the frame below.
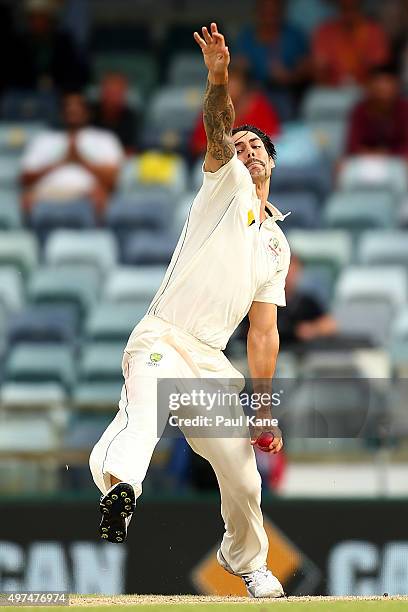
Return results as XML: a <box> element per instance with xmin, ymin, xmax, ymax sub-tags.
<box><xmin>203</xmin><ymin>80</ymin><xmax>235</xmax><ymax>163</ymax></box>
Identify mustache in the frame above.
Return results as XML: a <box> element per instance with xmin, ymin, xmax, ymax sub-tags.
<box><xmin>246</xmin><ymin>159</ymin><xmax>266</xmax><ymax>168</ymax></box>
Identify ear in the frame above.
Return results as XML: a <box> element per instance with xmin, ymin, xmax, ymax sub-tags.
<box><xmin>270</xmin><ymin>158</ymin><xmax>276</xmax><ymax>169</ymax></box>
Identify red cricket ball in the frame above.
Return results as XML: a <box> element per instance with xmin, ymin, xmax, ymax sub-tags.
<box><xmin>256</xmin><ymin>432</ymin><xmax>275</xmax><ymax>452</ymax></box>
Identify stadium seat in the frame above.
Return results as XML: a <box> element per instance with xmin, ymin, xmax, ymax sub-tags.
<box><xmin>0</xmin><ymin>90</ymin><xmax>58</xmax><ymax>122</ymax></box>
<box><xmin>28</xmin><ymin>265</ymin><xmax>100</xmax><ymax>320</ymax></box>
<box><xmin>334</xmin><ymin>300</ymin><xmax>393</xmax><ymax>346</ymax></box>
<box><xmin>324</xmin><ymin>192</ymin><xmax>395</xmax><ymax>232</ymax></box>
<box><xmin>308</xmin><ymin>118</ymin><xmax>348</xmax><ymax>160</ymax></box>
<box><xmin>302</xmin><ymin>86</ymin><xmax>362</xmax><ymax>121</ymax></box>
<box><xmin>0</xmin><ymin>231</ymin><xmax>39</xmax><ymax>278</ymax></box>
<box><xmin>390</xmin><ymin>307</ymin><xmax>408</xmax><ymax>370</ymax></box>
<box><xmin>168</xmin><ymin>53</ymin><xmax>207</xmax><ymax>86</ymax></box>
<box><xmin>173</xmin><ymin>192</ymin><xmax>195</xmax><ymax>234</ymax></box>
<box><xmin>7</xmin><ymin>305</ymin><xmax>78</xmax><ymax>346</ymax></box>
<box><xmin>0</xmin><ymin>188</ymin><xmax>22</xmax><ymax>228</ymax></box>
<box><xmin>122</xmin><ymin>230</ymin><xmax>176</xmax><ymax>266</ymax></box>
<box><xmin>119</xmin><ymin>153</ymin><xmax>188</xmax><ymax>196</ymax></box>
<box><xmin>335</xmin><ymin>265</ymin><xmax>407</xmax><ymax>308</ymax></box>
<box><xmin>85</xmin><ymin>303</ymin><xmax>146</xmax><ymax>343</ymax></box>
<box><xmin>0</xmin><ymin>155</ymin><xmax>20</xmax><ymax>187</ymax></box>
<box><xmin>63</xmin><ymin>413</ymin><xmax>114</xmax><ymax>450</ymax></box>
<box><xmin>44</xmin><ymin>230</ymin><xmax>118</xmax><ymax>275</ymax></box>
<box><xmin>72</xmin><ymin>382</ymin><xmax>122</xmax><ymax>409</ymax></box>
<box><xmin>106</xmin><ymin>193</ymin><xmax>170</xmax><ymax>242</ymax></box>
<box><xmin>0</xmin><ymin>415</ymin><xmax>59</xmax><ymax>452</ymax></box>
<box><xmin>0</xmin><ymin>121</ymin><xmax>45</xmax><ymax>155</ymax></box>
<box><xmin>4</xmin><ymin>343</ymin><xmax>76</xmax><ymax>391</ymax></box>
<box><xmin>300</xmin><ymin>265</ymin><xmax>335</xmax><ymax>305</ymax></box>
<box><xmin>104</xmin><ymin>266</ymin><xmax>165</xmax><ymax>304</ymax></box>
<box><xmin>339</xmin><ymin>156</ymin><xmax>408</xmax><ymax>195</ymax></box>
<box><xmin>0</xmin><ymin>267</ymin><xmax>25</xmax><ymax>312</ymax></box>
<box><xmin>287</xmin><ymin>230</ymin><xmax>352</xmax><ymax>280</ymax></box>
<box><xmin>30</xmin><ymin>200</ymin><xmax>96</xmax><ymax>240</ymax></box>
<box><xmin>270</xmin><ymin>192</ymin><xmax>321</xmax><ymax>229</ymax></box>
<box><xmin>79</xmin><ymin>343</ymin><xmax>124</xmax><ymax>383</ymax></box>
<box><xmin>0</xmin><ymin>382</ymin><xmax>67</xmax><ymax>407</ymax></box>
<box><xmin>142</xmin><ymin>86</ymin><xmax>204</xmax><ymax>150</ymax></box>
<box><xmin>358</xmin><ymin>231</ymin><xmax>408</xmax><ymax>266</ymax></box>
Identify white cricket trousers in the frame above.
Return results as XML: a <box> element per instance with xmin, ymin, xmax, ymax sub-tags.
<box><xmin>89</xmin><ymin>315</ymin><xmax>268</xmax><ymax>574</ymax></box>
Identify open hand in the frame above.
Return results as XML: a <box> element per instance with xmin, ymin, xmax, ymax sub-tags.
<box><xmin>194</xmin><ymin>22</ymin><xmax>230</xmax><ymax>77</ymax></box>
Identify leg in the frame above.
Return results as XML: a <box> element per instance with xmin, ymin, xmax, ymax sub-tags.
<box><xmin>186</xmin><ymin>434</ymin><xmax>268</xmax><ymax>575</ymax></box>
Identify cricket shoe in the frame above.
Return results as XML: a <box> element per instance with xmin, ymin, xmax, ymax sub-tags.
<box><xmin>99</xmin><ymin>482</ymin><xmax>135</xmax><ymax>543</ymax></box>
<box><xmin>217</xmin><ymin>549</ymin><xmax>284</xmax><ymax>598</ymax></box>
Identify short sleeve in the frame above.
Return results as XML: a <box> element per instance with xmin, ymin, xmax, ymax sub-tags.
<box><xmin>254</xmin><ymin>267</ymin><xmax>288</xmax><ymax>307</ymax></box>
<box><xmin>21</xmin><ymin>133</ymin><xmax>63</xmax><ymax>172</ymax></box>
<box><xmin>196</xmin><ymin>152</ymin><xmax>252</xmax><ymax>213</ymax></box>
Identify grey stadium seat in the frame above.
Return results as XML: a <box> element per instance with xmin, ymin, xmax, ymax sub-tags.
<box><xmin>358</xmin><ymin>231</ymin><xmax>408</xmax><ymax>266</ymax></box>
<box><xmin>339</xmin><ymin>156</ymin><xmax>408</xmax><ymax>195</ymax></box>
<box><xmin>0</xmin><ymin>231</ymin><xmax>39</xmax><ymax>278</ymax></box>
<box><xmin>335</xmin><ymin>265</ymin><xmax>407</xmax><ymax>309</ymax></box>
<box><xmin>324</xmin><ymin>192</ymin><xmax>395</xmax><ymax>232</ymax></box>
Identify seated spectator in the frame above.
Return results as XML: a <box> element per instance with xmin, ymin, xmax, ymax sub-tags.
<box><xmin>278</xmin><ymin>254</ymin><xmax>337</xmax><ymax>348</ymax></box>
<box><xmin>10</xmin><ymin>0</ymin><xmax>89</xmax><ymax>92</ymax></box>
<box><xmin>92</xmin><ymin>73</ymin><xmax>139</xmax><ymax>153</ymax></box>
<box><xmin>190</xmin><ymin>63</ymin><xmax>280</xmax><ymax>157</ymax></box>
<box><xmin>21</xmin><ymin>92</ymin><xmax>124</xmax><ymax>216</ymax></box>
<box><xmin>312</xmin><ymin>0</ymin><xmax>390</xmax><ymax>86</ymax></box>
<box><xmin>234</xmin><ymin>0</ymin><xmax>310</xmax><ymax>92</ymax></box>
<box><xmin>346</xmin><ymin>64</ymin><xmax>408</xmax><ymax>158</ymax></box>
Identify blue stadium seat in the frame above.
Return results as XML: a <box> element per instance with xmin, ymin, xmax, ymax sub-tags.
<box><xmin>104</xmin><ymin>266</ymin><xmax>165</xmax><ymax>304</ymax></box>
<box><xmin>270</xmin><ymin>192</ymin><xmax>321</xmax><ymax>229</ymax></box>
<box><xmin>44</xmin><ymin>230</ymin><xmax>118</xmax><ymax>275</ymax></box>
<box><xmin>0</xmin><ymin>90</ymin><xmax>58</xmax><ymax>122</ymax></box>
<box><xmin>122</xmin><ymin>230</ymin><xmax>176</xmax><ymax>265</ymax></box>
<box><xmin>106</xmin><ymin>194</ymin><xmax>169</xmax><ymax>242</ymax></box>
<box><xmin>0</xmin><ymin>188</ymin><xmax>22</xmax><ymax>228</ymax></box>
<box><xmin>7</xmin><ymin>305</ymin><xmax>78</xmax><ymax>346</ymax></box>
<box><xmin>30</xmin><ymin>199</ymin><xmax>96</xmax><ymax>241</ymax></box>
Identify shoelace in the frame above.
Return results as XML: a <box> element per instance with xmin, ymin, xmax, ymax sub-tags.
<box><xmin>242</xmin><ymin>565</ymin><xmax>270</xmax><ymax>587</ymax></box>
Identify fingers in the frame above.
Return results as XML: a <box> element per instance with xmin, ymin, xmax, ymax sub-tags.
<box><xmin>202</xmin><ymin>26</ymin><xmax>212</xmax><ymax>44</ymax></box>
<box><xmin>193</xmin><ymin>31</ymin><xmax>206</xmax><ymax>49</ymax></box>
<box><xmin>269</xmin><ymin>437</ymin><xmax>284</xmax><ymax>454</ymax></box>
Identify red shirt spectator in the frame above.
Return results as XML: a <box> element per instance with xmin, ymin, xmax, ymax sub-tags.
<box><xmin>190</xmin><ymin>64</ymin><xmax>280</xmax><ymax>157</ymax></box>
<box><xmin>312</xmin><ymin>0</ymin><xmax>390</xmax><ymax>86</ymax></box>
<box><xmin>347</xmin><ymin>65</ymin><xmax>408</xmax><ymax>158</ymax></box>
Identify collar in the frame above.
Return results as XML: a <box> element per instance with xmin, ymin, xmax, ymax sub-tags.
<box><xmin>264</xmin><ymin>202</ymin><xmax>291</xmax><ymax>222</ymax></box>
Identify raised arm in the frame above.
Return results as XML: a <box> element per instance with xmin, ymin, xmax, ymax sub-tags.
<box><xmin>194</xmin><ymin>23</ymin><xmax>235</xmax><ymax>172</ymax></box>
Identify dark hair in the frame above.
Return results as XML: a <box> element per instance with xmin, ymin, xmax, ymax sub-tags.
<box><xmin>232</xmin><ymin>124</ymin><xmax>277</xmax><ymax>161</ymax></box>
<box><xmin>369</xmin><ymin>63</ymin><xmax>399</xmax><ymax>79</ymax></box>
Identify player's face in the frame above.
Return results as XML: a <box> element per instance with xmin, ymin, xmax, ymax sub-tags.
<box><xmin>233</xmin><ymin>130</ymin><xmax>275</xmax><ymax>185</ymax></box>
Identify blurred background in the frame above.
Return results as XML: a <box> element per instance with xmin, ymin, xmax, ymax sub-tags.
<box><xmin>0</xmin><ymin>0</ymin><xmax>407</xmax><ymax>597</ymax></box>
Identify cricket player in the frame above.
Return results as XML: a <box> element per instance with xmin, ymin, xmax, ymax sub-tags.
<box><xmin>90</xmin><ymin>22</ymin><xmax>290</xmax><ymax>598</ymax></box>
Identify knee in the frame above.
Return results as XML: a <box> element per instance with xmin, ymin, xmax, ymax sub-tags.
<box><xmin>232</xmin><ymin>471</ymin><xmax>262</xmax><ymax>501</ymax></box>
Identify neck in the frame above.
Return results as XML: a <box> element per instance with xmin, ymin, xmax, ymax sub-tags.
<box><xmin>255</xmin><ymin>179</ymin><xmax>270</xmax><ymax>214</ymax></box>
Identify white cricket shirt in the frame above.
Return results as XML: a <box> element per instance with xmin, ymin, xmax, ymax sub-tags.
<box><xmin>147</xmin><ymin>153</ymin><xmax>291</xmax><ymax>350</ymax></box>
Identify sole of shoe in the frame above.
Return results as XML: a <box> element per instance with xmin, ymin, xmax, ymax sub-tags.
<box><xmin>99</xmin><ymin>482</ymin><xmax>135</xmax><ymax>543</ymax></box>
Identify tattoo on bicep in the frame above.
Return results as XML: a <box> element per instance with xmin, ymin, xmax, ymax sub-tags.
<box><xmin>203</xmin><ymin>81</ymin><xmax>235</xmax><ymax>163</ymax></box>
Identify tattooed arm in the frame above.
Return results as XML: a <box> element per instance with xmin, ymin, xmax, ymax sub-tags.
<box><xmin>194</xmin><ymin>23</ymin><xmax>235</xmax><ymax>172</ymax></box>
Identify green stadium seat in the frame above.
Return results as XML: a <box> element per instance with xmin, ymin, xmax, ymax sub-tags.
<box><xmin>0</xmin><ymin>267</ymin><xmax>25</xmax><ymax>312</ymax></box>
<box><xmin>72</xmin><ymin>381</ymin><xmax>122</xmax><ymax>409</ymax></box>
<box><xmin>0</xmin><ymin>382</ymin><xmax>67</xmax><ymax>407</ymax></box>
<box><xmin>4</xmin><ymin>343</ymin><xmax>76</xmax><ymax>391</ymax></box>
<box><xmin>0</xmin><ymin>231</ymin><xmax>39</xmax><ymax>278</ymax></box>
<box><xmin>104</xmin><ymin>266</ymin><xmax>165</xmax><ymax>304</ymax></box>
<box><xmin>335</xmin><ymin>265</ymin><xmax>407</xmax><ymax>308</ymax></box>
<box><xmin>324</xmin><ymin>192</ymin><xmax>395</xmax><ymax>232</ymax></box>
<box><xmin>119</xmin><ymin>153</ymin><xmax>188</xmax><ymax>196</ymax></box>
<box><xmin>85</xmin><ymin>302</ymin><xmax>145</xmax><ymax>342</ymax></box>
<box><xmin>79</xmin><ymin>343</ymin><xmax>124</xmax><ymax>383</ymax></box>
<box><xmin>44</xmin><ymin>230</ymin><xmax>118</xmax><ymax>275</ymax></box>
<box><xmin>28</xmin><ymin>265</ymin><xmax>100</xmax><ymax>319</ymax></box>
<box><xmin>358</xmin><ymin>231</ymin><xmax>408</xmax><ymax>266</ymax></box>
<box><xmin>0</xmin><ymin>415</ymin><xmax>59</xmax><ymax>452</ymax></box>
<box><xmin>0</xmin><ymin>188</ymin><xmax>22</xmax><ymax>228</ymax></box>
<box><xmin>0</xmin><ymin>156</ymin><xmax>20</xmax><ymax>186</ymax></box>
<box><xmin>339</xmin><ymin>156</ymin><xmax>408</xmax><ymax>195</ymax></box>
<box><xmin>287</xmin><ymin>230</ymin><xmax>352</xmax><ymax>281</ymax></box>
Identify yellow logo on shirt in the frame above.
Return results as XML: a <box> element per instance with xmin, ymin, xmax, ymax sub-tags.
<box><xmin>247</xmin><ymin>209</ymin><xmax>255</xmax><ymax>227</ymax></box>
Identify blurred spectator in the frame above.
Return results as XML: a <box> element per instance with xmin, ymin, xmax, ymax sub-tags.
<box><xmin>278</xmin><ymin>254</ymin><xmax>337</xmax><ymax>348</ymax></box>
<box><xmin>21</xmin><ymin>92</ymin><xmax>124</xmax><ymax>216</ymax></box>
<box><xmin>379</xmin><ymin>0</ymin><xmax>408</xmax><ymax>74</ymax></box>
<box><xmin>92</xmin><ymin>73</ymin><xmax>139</xmax><ymax>153</ymax></box>
<box><xmin>234</xmin><ymin>0</ymin><xmax>310</xmax><ymax>92</ymax></box>
<box><xmin>10</xmin><ymin>0</ymin><xmax>89</xmax><ymax>92</ymax></box>
<box><xmin>346</xmin><ymin>64</ymin><xmax>408</xmax><ymax>158</ymax></box>
<box><xmin>190</xmin><ymin>63</ymin><xmax>280</xmax><ymax>157</ymax></box>
<box><xmin>312</xmin><ymin>0</ymin><xmax>390</xmax><ymax>86</ymax></box>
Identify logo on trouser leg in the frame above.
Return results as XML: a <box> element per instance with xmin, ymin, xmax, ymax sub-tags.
<box><xmin>147</xmin><ymin>352</ymin><xmax>163</xmax><ymax>366</ymax></box>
